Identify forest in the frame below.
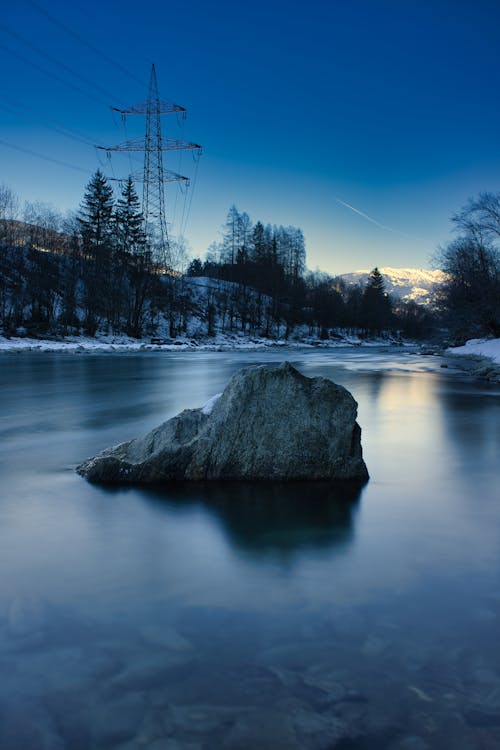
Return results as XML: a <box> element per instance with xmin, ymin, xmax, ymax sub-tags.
<box><xmin>0</xmin><ymin>173</ymin><xmax>498</xmax><ymax>342</ymax></box>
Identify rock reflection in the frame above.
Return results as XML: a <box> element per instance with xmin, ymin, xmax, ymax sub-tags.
<box><xmin>139</xmin><ymin>480</ymin><xmax>364</xmax><ymax>559</ymax></box>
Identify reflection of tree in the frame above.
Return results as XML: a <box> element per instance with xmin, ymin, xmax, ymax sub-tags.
<box><xmin>439</xmin><ymin>385</ymin><xmax>500</xmax><ymax>471</ymax></box>
<box><xmin>139</xmin><ymin>481</ymin><xmax>365</xmax><ymax>559</ymax></box>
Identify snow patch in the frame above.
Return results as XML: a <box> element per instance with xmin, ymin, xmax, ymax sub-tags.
<box><xmin>447</xmin><ymin>338</ymin><xmax>500</xmax><ymax>365</ymax></box>
<box><xmin>201</xmin><ymin>392</ymin><xmax>222</xmax><ymax>415</ymax></box>
<box><xmin>0</xmin><ymin>331</ymin><xmax>405</xmax><ymax>354</ymax></box>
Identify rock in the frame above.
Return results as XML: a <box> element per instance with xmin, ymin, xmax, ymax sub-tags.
<box><xmin>78</xmin><ymin>362</ymin><xmax>369</xmax><ymax>483</ymax></box>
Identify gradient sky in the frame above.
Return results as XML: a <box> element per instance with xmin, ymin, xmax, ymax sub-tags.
<box><xmin>1</xmin><ymin>0</ymin><xmax>499</xmax><ymax>274</ymax></box>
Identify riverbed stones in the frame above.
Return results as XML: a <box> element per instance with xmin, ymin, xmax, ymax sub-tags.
<box><xmin>77</xmin><ymin>361</ymin><xmax>368</xmax><ymax>483</ymax></box>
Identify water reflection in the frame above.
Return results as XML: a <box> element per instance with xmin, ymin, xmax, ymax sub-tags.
<box><xmin>113</xmin><ymin>480</ymin><xmax>364</xmax><ymax>560</ymax></box>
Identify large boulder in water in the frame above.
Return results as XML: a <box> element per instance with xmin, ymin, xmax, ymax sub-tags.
<box><xmin>77</xmin><ymin>362</ymin><xmax>369</xmax><ymax>483</ymax></box>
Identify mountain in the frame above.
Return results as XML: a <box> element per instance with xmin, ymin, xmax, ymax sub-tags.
<box><xmin>339</xmin><ymin>267</ymin><xmax>447</xmax><ymax>306</ymax></box>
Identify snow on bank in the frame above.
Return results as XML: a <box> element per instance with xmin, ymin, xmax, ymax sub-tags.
<box><xmin>0</xmin><ymin>332</ymin><xmax>403</xmax><ymax>354</ymax></box>
<box><xmin>447</xmin><ymin>338</ymin><xmax>500</xmax><ymax>365</ymax></box>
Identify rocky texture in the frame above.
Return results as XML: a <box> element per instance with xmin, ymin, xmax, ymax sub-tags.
<box><xmin>77</xmin><ymin>362</ymin><xmax>368</xmax><ymax>484</ymax></box>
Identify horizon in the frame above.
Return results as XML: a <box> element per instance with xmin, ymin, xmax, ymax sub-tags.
<box><xmin>1</xmin><ymin>0</ymin><xmax>499</xmax><ymax>275</ymax></box>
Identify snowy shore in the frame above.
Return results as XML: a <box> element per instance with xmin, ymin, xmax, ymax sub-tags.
<box><xmin>2</xmin><ymin>333</ymin><xmax>498</xmax><ymax>383</ymax></box>
<box><xmin>0</xmin><ymin>332</ymin><xmax>400</xmax><ymax>354</ymax></box>
<box><xmin>447</xmin><ymin>337</ymin><xmax>500</xmax><ymax>365</ymax></box>
<box><xmin>445</xmin><ymin>338</ymin><xmax>500</xmax><ymax>382</ymax></box>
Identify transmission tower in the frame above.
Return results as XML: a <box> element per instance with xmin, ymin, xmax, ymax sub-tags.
<box><xmin>97</xmin><ymin>64</ymin><xmax>201</xmax><ymax>268</ymax></box>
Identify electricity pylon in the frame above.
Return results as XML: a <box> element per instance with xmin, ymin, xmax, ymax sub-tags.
<box><xmin>97</xmin><ymin>64</ymin><xmax>201</xmax><ymax>269</ymax></box>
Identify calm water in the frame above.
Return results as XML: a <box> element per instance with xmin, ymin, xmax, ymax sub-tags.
<box><xmin>0</xmin><ymin>348</ymin><xmax>499</xmax><ymax>749</ymax></box>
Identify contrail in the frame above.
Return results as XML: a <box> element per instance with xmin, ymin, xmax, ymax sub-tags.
<box><xmin>335</xmin><ymin>197</ymin><xmax>422</xmax><ymax>240</ymax></box>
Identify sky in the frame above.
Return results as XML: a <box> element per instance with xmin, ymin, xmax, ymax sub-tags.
<box><xmin>0</xmin><ymin>0</ymin><xmax>499</xmax><ymax>274</ymax></box>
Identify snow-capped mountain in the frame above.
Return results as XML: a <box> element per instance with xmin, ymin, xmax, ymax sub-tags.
<box><xmin>339</xmin><ymin>267</ymin><xmax>447</xmax><ymax>306</ymax></box>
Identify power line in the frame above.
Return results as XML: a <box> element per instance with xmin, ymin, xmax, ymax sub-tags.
<box><xmin>0</xmin><ymin>98</ymin><xmax>95</xmax><ymax>148</ymax></box>
<box><xmin>0</xmin><ymin>138</ymin><xmax>91</xmax><ymax>174</ymax></box>
<box><xmin>0</xmin><ymin>40</ymin><xmax>110</xmax><ymax>108</ymax></box>
<box><xmin>180</xmin><ymin>153</ymin><xmax>201</xmax><ymax>237</ymax></box>
<box><xmin>3</xmin><ymin>94</ymin><xmax>100</xmax><ymax>144</ymax></box>
<box><xmin>24</xmin><ymin>0</ymin><xmax>148</xmax><ymax>91</ymax></box>
<box><xmin>0</xmin><ymin>20</ymin><xmax>125</xmax><ymax>107</ymax></box>
<box><xmin>69</xmin><ymin>0</ymin><xmax>156</xmax><ymax>73</ymax></box>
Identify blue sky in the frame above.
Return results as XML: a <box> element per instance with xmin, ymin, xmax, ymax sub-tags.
<box><xmin>1</xmin><ymin>0</ymin><xmax>499</xmax><ymax>274</ymax></box>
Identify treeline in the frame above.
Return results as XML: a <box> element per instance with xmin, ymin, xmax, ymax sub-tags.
<box><xmin>187</xmin><ymin>206</ymin><xmax>434</xmax><ymax>339</ymax></box>
<box><xmin>4</xmin><ymin>174</ymin><xmax>494</xmax><ymax>343</ymax></box>
<box><xmin>0</xmin><ymin>173</ymin><xmax>191</xmax><ymax>338</ymax></box>
<box><xmin>1</xmin><ymin>175</ymin><xmax>430</xmax><ymax>341</ymax></box>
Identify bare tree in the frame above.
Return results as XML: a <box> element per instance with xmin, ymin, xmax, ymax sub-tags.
<box><xmin>0</xmin><ymin>184</ymin><xmax>20</xmax><ymax>247</ymax></box>
<box><xmin>437</xmin><ymin>192</ymin><xmax>500</xmax><ymax>339</ymax></box>
<box><xmin>452</xmin><ymin>191</ymin><xmax>500</xmax><ymax>243</ymax></box>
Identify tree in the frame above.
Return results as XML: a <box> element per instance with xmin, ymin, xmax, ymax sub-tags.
<box><xmin>77</xmin><ymin>170</ymin><xmax>115</xmax><ymax>259</ymax></box>
<box><xmin>452</xmin><ymin>192</ymin><xmax>500</xmax><ymax>244</ymax></box>
<box><xmin>252</xmin><ymin>221</ymin><xmax>267</xmax><ymax>265</ymax></box>
<box><xmin>77</xmin><ymin>170</ymin><xmax>115</xmax><ymax>333</ymax></box>
<box><xmin>220</xmin><ymin>206</ymin><xmax>253</xmax><ymax>268</ymax></box>
<box><xmin>22</xmin><ymin>201</ymin><xmax>63</xmax><ymax>254</ymax></box>
<box><xmin>305</xmin><ymin>271</ymin><xmax>345</xmax><ymax>337</ymax></box>
<box><xmin>437</xmin><ymin>192</ymin><xmax>500</xmax><ymax>338</ymax></box>
<box><xmin>361</xmin><ymin>268</ymin><xmax>392</xmax><ymax>333</ymax></box>
<box><xmin>0</xmin><ymin>184</ymin><xmax>20</xmax><ymax>247</ymax></box>
<box><xmin>115</xmin><ymin>177</ymin><xmax>146</xmax><ymax>256</ymax></box>
<box><xmin>221</xmin><ymin>205</ymin><xmax>241</xmax><ymax>266</ymax></box>
<box><xmin>187</xmin><ymin>257</ymin><xmax>203</xmax><ymax>276</ymax></box>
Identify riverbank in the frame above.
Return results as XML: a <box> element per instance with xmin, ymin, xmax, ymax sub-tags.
<box><xmin>445</xmin><ymin>337</ymin><xmax>500</xmax><ymax>383</ymax></box>
<box><xmin>0</xmin><ymin>331</ymin><xmax>406</xmax><ymax>354</ymax></box>
<box><xmin>2</xmin><ymin>331</ymin><xmax>499</xmax><ymax>383</ymax></box>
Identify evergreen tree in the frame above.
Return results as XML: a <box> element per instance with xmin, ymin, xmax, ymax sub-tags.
<box><xmin>77</xmin><ymin>170</ymin><xmax>115</xmax><ymax>258</ymax></box>
<box><xmin>187</xmin><ymin>257</ymin><xmax>203</xmax><ymax>276</ymax></box>
<box><xmin>361</xmin><ymin>267</ymin><xmax>392</xmax><ymax>333</ymax></box>
<box><xmin>252</xmin><ymin>221</ymin><xmax>267</xmax><ymax>265</ymax></box>
<box><xmin>115</xmin><ymin>177</ymin><xmax>146</xmax><ymax>255</ymax></box>
<box><xmin>77</xmin><ymin>170</ymin><xmax>115</xmax><ymax>333</ymax></box>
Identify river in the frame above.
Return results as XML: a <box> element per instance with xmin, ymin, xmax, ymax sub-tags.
<box><xmin>0</xmin><ymin>347</ymin><xmax>499</xmax><ymax>749</ymax></box>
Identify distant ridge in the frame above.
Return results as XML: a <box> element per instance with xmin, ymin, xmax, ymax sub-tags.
<box><xmin>339</xmin><ymin>267</ymin><xmax>447</xmax><ymax>306</ymax></box>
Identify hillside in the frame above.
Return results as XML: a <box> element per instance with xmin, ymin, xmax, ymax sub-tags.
<box><xmin>340</xmin><ymin>267</ymin><xmax>447</xmax><ymax>306</ymax></box>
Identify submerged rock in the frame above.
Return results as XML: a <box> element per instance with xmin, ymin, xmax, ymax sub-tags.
<box><xmin>77</xmin><ymin>362</ymin><xmax>368</xmax><ymax>484</ymax></box>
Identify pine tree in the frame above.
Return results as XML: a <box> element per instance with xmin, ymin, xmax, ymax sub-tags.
<box><xmin>252</xmin><ymin>221</ymin><xmax>267</xmax><ymax>264</ymax></box>
<box><xmin>115</xmin><ymin>177</ymin><xmax>146</xmax><ymax>256</ymax></box>
<box><xmin>77</xmin><ymin>170</ymin><xmax>115</xmax><ymax>333</ymax></box>
<box><xmin>362</xmin><ymin>267</ymin><xmax>392</xmax><ymax>333</ymax></box>
<box><xmin>77</xmin><ymin>170</ymin><xmax>115</xmax><ymax>259</ymax></box>
<box><xmin>114</xmin><ymin>178</ymin><xmax>154</xmax><ymax>337</ymax></box>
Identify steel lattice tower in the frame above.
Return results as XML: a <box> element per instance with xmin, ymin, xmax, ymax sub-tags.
<box><xmin>98</xmin><ymin>64</ymin><xmax>202</xmax><ymax>269</ymax></box>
